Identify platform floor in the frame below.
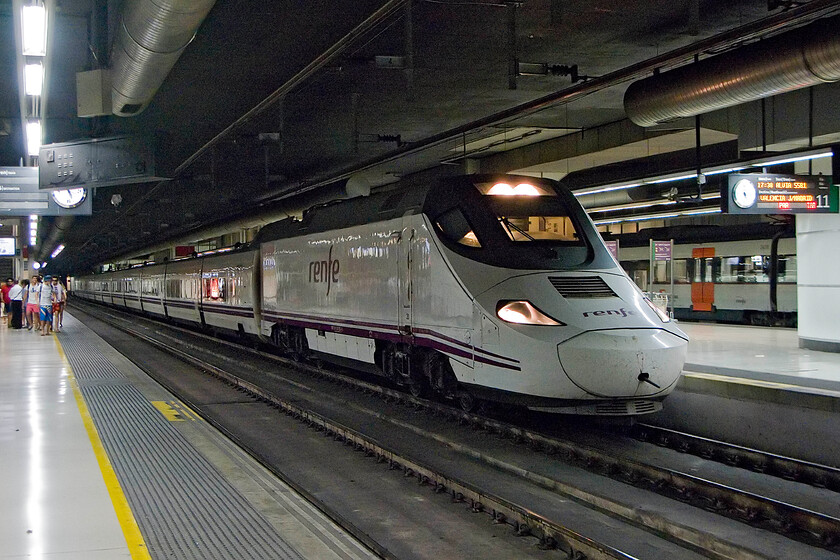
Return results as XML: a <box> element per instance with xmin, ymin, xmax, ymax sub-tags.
<box><xmin>0</xmin><ymin>314</ymin><xmax>378</xmax><ymax>560</ymax></box>
<box><xmin>678</xmin><ymin>322</ymin><xmax>840</xmax><ymax>395</ymax></box>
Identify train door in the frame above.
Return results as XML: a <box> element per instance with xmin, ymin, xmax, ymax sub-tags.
<box><xmin>398</xmin><ymin>225</ymin><xmax>414</xmax><ymax>336</ymax></box>
<box><xmin>691</xmin><ymin>247</ymin><xmax>715</xmax><ymax>312</ymax></box>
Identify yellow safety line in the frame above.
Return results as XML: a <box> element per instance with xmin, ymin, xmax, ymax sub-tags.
<box><xmin>151</xmin><ymin>401</ymin><xmax>185</xmax><ymax>422</ymax></box>
<box><xmin>54</xmin><ymin>337</ymin><xmax>152</xmax><ymax>560</ymax></box>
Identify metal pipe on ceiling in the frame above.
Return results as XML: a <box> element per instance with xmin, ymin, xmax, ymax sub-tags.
<box><xmin>257</xmin><ymin>0</ymin><xmax>840</xmax><ymax>204</ymax></box>
<box><xmin>624</xmin><ymin>15</ymin><xmax>840</xmax><ymax>127</ymax></box>
<box><xmin>37</xmin><ymin>216</ymin><xmax>74</xmax><ymax>262</ymax></box>
<box><xmin>110</xmin><ymin>0</ymin><xmax>217</xmax><ymax>116</ymax></box>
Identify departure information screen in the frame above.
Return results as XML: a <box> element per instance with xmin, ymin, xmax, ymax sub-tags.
<box><xmin>724</xmin><ymin>173</ymin><xmax>838</xmax><ymax>214</ymax></box>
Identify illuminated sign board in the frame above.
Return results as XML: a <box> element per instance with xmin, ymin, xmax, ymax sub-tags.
<box><xmin>723</xmin><ymin>174</ymin><xmax>838</xmax><ymax>214</ymax></box>
<box><xmin>0</xmin><ymin>237</ymin><xmax>15</xmax><ymax>256</ymax></box>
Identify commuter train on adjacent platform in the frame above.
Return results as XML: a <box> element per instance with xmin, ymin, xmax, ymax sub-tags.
<box><xmin>614</xmin><ymin>224</ymin><xmax>797</xmax><ymax>326</ymax></box>
<box><xmin>75</xmin><ymin>175</ymin><xmax>688</xmax><ymax>416</ymax></box>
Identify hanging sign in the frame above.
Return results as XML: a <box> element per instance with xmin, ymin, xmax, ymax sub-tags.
<box><xmin>723</xmin><ymin>173</ymin><xmax>838</xmax><ymax>214</ymax></box>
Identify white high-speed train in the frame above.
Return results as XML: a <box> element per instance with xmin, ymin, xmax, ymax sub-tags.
<box><xmin>75</xmin><ymin>175</ymin><xmax>688</xmax><ymax>415</ymax></box>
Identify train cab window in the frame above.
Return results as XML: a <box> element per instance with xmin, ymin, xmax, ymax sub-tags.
<box><xmin>497</xmin><ymin>215</ymin><xmax>580</xmax><ymax>243</ymax></box>
<box><xmin>484</xmin><ymin>198</ymin><xmax>583</xmax><ymax>245</ymax></box>
<box><xmin>435</xmin><ymin>207</ymin><xmax>481</xmax><ymax>248</ymax></box>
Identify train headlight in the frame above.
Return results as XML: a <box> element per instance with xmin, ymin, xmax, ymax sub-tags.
<box><xmin>497</xmin><ymin>300</ymin><xmax>564</xmax><ymax>326</ymax></box>
<box><xmin>644</xmin><ymin>297</ymin><xmax>671</xmax><ymax>323</ymax></box>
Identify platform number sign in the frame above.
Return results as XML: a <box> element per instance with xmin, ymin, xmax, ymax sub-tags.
<box><xmin>723</xmin><ymin>174</ymin><xmax>838</xmax><ymax>214</ymax></box>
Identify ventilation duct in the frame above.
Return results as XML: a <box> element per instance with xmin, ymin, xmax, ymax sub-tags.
<box><xmin>111</xmin><ymin>0</ymin><xmax>217</xmax><ymax>117</ymax></box>
<box><xmin>624</xmin><ymin>15</ymin><xmax>840</xmax><ymax>127</ymax></box>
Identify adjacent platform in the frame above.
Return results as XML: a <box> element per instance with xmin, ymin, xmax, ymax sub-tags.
<box><xmin>0</xmin><ymin>314</ymin><xmax>378</xmax><ymax>560</ymax></box>
<box><xmin>679</xmin><ymin>322</ymin><xmax>840</xmax><ymax>394</ymax></box>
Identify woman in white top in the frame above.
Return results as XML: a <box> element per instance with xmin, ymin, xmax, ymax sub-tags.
<box><xmin>26</xmin><ymin>276</ymin><xmax>42</xmax><ymax>331</ymax></box>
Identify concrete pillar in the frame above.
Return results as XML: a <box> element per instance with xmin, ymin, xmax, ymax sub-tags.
<box><xmin>796</xmin><ymin>157</ymin><xmax>840</xmax><ymax>352</ymax></box>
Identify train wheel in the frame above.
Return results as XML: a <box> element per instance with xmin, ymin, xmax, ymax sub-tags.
<box><xmin>457</xmin><ymin>390</ymin><xmax>476</xmax><ymax>412</ymax></box>
<box><xmin>407</xmin><ymin>375</ymin><xmax>428</xmax><ymax>398</ymax></box>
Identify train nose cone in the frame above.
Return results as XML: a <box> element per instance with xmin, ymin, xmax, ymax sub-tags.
<box><xmin>557</xmin><ymin>329</ymin><xmax>686</xmax><ymax>398</ymax></box>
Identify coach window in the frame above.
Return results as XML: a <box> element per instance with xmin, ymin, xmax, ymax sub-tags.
<box><xmin>167</xmin><ymin>279</ymin><xmax>181</xmax><ymax>298</ymax></box>
<box><xmin>205</xmin><ymin>277</ymin><xmax>226</xmax><ymax>301</ymax></box>
<box><xmin>435</xmin><ymin>207</ymin><xmax>482</xmax><ymax>248</ymax></box>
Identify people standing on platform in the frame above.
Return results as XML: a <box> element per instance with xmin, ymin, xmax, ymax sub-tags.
<box><xmin>8</xmin><ymin>279</ymin><xmax>23</xmax><ymax>329</ymax></box>
<box><xmin>26</xmin><ymin>275</ymin><xmax>42</xmax><ymax>332</ymax></box>
<box><xmin>0</xmin><ymin>279</ymin><xmax>9</xmax><ymax>324</ymax></box>
<box><xmin>20</xmin><ymin>279</ymin><xmax>30</xmax><ymax>329</ymax></box>
<box><xmin>39</xmin><ymin>275</ymin><xmax>55</xmax><ymax>336</ymax></box>
<box><xmin>51</xmin><ymin>277</ymin><xmax>66</xmax><ymax>332</ymax></box>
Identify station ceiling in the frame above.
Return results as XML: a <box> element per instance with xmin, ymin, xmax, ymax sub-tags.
<box><xmin>1</xmin><ymin>0</ymin><xmax>838</xmax><ymax>273</ymax></box>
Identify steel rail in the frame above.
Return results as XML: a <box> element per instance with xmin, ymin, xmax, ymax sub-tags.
<box><xmin>77</xmin><ymin>304</ymin><xmax>638</xmax><ymax>560</ymax></box>
<box><xmin>632</xmin><ymin>423</ymin><xmax>840</xmax><ymax>492</ymax></box>
<box><xmin>74</xmin><ymin>300</ymin><xmax>840</xmax><ymax>555</ymax></box>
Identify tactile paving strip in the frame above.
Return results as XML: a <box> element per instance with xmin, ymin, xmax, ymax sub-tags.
<box><xmin>58</xmin><ymin>336</ymin><xmax>124</xmax><ymax>380</ymax></box>
<box><xmin>60</xmin><ymin>321</ymin><xmax>304</xmax><ymax>560</ymax></box>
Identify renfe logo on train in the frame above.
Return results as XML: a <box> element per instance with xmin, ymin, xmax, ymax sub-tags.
<box><xmin>582</xmin><ymin>308</ymin><xmax>634</xmax><ymax>318</ymax></box>
<box><xmin>309</xmin><ymin>245</ymin><xmax>340</xmax><ymax>295</ymax></box>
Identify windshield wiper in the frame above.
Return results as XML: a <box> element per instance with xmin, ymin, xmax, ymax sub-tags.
<box><xmin>499</xmin><ymin>217</ymin><xmax>536</xmax><ymax>241</ymax></box>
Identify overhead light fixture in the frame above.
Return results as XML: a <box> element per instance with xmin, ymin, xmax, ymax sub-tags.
<box><xmin>50</xmin><ymin>244</ymin><xmax>64</xmax><ymax>258</ymax></box>
<box><xmin>24</xmin><ymin>62</ymin><xmax>43</xmax><ymax>96</ymax></box>
<box><xmin>21</xmin><ymin>4</ymin><xmax>47</xmax><ymax>57</ymax></box>
<box><xmin>574</xmin><ymin>183</ymin><xmax>641</xmax><ymax>197</ymax></box>
<box><xmin>646</xmin><ymin>173</ymin><xmax>698</xmax><ymax>185</ymax></box>
<box><xmin>593</xmin><ymin>207</ymin><xmax>721</xmax><ymax>225</ymax></box>
<box><xmin>681</xmin><ymin>208</ymin><xmax>723</xmax><ymax>216</ymax></box>
<box><xmin>576</xmin><ymin>148</ymin><xmax>833</xmax><ymax>200</ymax></box>
<box><xmin>26</xmin><ymin>121</ymin><xmax>41</xmax><ymax>156</ymax></box>
<box><xmin>704</xmin><ymin>166</ymin><xmax>747</xmax><ymax>176</ymax></box>
<box><xmin>749</xmin><ymin>148</ymin><xmax>833</xmax><ymax>167</ymax></box>
<box><xmin>591</xmin><ymin>192</ymin><xmax>720</xmax><ymax>213</ymax></box>
<box><xmin>29</xmin><ymin>214</ymin><xmax>38</xmax><ymax>246</ymax></box>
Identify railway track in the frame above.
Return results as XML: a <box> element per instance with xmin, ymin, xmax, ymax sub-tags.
<box><xmin>71</xmin><ymin>301</ymin><xmax>840</xmax><ymax>559</ymax></box>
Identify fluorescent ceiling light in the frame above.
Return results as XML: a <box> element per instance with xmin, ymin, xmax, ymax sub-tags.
<box><xmin>577</xmin><ymin>148</ymin><xmax>833</xmax><ymax>200</ymax></box>
<box><xmin>50</xmin><ymin>244</ymin><xmax>64</xmax><ymax>258</ymax></box>
<box><xmin>574</xmin><ymin>183</ymin><xmax>641</xmax><ymax>197</ymax></box>
<box><xmin>595</xmin><ymin>199</ymin><xmax>677</xmax><ymax>212</ymax></box>
<box><xmin>22</xmin><ymin>5</ymin><xmax>47</xmax><ymax>56</ymax></box>
<box><xmin>590</xmin><ymin>192</ymin><xmax>720</xmax><ymax>213</ymax></box>
<box><xmin>24</xmin><ymin>63</ymin><xmax>43</xmax><ymax>96</ymax></box>
<box><xmin>26</xmin><ymin>121</ymin><xmax>41</xmax><ymax>156</ymax></box>
<box><xmin>626</xmin><ymin>213</ymin><xmax>679</xmax><ymax>221</ymax></box>
<box><xmin>646</xmin><ymin>173</ymin><xmax>698</xmax><ymax>184</ymax></box>
<box><xmin>704</xmin><ymin>166</ymin><xmax>746</xmax><ymax>176</ymax></box>
<box><xmin>593</xmin><ymin>206</ymin><xmax>721</xmax><ymax>225</ymax></box>
<box><xmin>749</xmin><ymin>149</ymin><xmax>833</xmax><ymax>167</ymax></box>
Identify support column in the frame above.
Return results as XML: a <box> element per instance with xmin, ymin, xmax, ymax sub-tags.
<box><xmin>796</xmin><ymin>156</ymin><xmax>840</xmax><ymax>352</ymax></box>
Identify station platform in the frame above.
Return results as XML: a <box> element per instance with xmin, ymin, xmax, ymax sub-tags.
<box><xmin>677</xmin><ymin>322</ymin><xmax>840</xmax><ymax>406</ymax></box>
<box><xmin>0</xmin><ymin>313</ymin><xmax>378</xmax><ymax>560</ymax></box>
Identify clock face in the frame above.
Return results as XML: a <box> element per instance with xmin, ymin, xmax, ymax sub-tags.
<box><xmin>732</xmin><ymin>179</ymin><xmax>757</xmax><ymax>209</ymax></box>
<box><xmin>52</xmin><ymin>188</ymin><xmax>87</xmax><ymax>209</ymax></box>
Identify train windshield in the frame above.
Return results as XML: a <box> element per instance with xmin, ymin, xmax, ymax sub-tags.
<box><xmin>485</xmin><ymin>198</ymin><xmax>584</xmax><ymax>245</ymax></box>
<box><xmin>427</xmin><ymin>176</ymin><xmax>607</xmax><ymax>269</ymax></box>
